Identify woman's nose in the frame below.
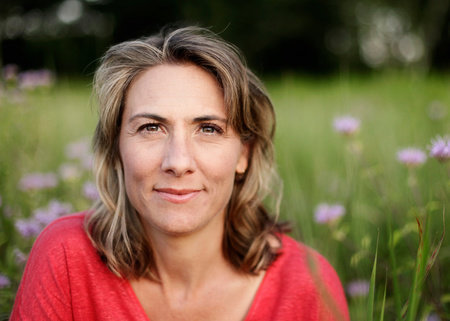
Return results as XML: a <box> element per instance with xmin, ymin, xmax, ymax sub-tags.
<box><xmin>161</xmin><ymin>131</ymin><xmax>195</xmax><ymax>177</ymax></box>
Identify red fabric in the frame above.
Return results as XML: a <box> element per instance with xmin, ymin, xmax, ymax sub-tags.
<box><xmin>11</xmin><ymin>212</ymin><xmax>349</xmax><ymax>321</ymax></box>
<box><xmin>245</xmin><ymin>234</ymin><xmax>350</xmax><ymax>321</ymax></box>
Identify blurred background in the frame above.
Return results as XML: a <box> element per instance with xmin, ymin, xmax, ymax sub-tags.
<box><xmin>1</xmin><ymin>0</ymin><xmax>449</xmax><ymax>76</ymax></box>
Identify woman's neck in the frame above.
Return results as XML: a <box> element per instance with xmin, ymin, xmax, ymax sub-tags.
<box><xmin>146</xmin><ymin>221</ymin><xmax>233</xmax><ymax>297</ymax></box>
<box><xmin>130</xmin><ymin>221</ymin><xmax>266</xmax><ymax>321</ymax></box>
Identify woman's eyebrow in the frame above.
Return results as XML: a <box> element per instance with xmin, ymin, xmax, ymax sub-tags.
<box><xmin>128</xmin><ymin>113</ymin><xmax>227</xmax><ymax>124</ymax></box>
<box><xmin>128</xmin><ymin>113</ymin><xmax>167</xmax><ymax>124</ymax></box>
<box><xmin>193</xmin><ymin>115</ymin><xmax>227</xmax><ymax>123</ymax></box>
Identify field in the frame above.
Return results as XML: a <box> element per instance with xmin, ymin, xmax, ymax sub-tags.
<box><xmin>0</xmin><ymin>72</ymin><xmax>449</xmax><ymax>320</ymax></box>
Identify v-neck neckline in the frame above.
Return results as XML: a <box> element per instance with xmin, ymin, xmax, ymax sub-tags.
<box><xmin>122</xmin><ymin>237</ymin><xmax>284</xmax><ymax>321</ymax></box>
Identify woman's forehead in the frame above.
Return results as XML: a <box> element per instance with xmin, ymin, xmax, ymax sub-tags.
<box><xmin>123</xmin><ymin>63</ymin><xmax>227</xmax><ymax>121</ymax></box>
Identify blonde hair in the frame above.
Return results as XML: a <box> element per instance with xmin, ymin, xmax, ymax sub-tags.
<box><xmin>86</xmin><ymin>26</ymin><xmax>288</xmax><ymax>279</ymax></box>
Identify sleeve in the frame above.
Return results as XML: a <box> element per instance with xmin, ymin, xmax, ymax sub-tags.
<box><xmin>10</xmin><ymin>223</ymin><xmax>73</xmax><ymax>321</ymax></box>
<box><xmin>310</xmin><ymin>252</ymin><xmax>350</xmax><ymax>321</ymax></box>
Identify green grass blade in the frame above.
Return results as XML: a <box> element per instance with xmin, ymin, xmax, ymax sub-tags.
<box><xmin>406</xmin><ymin>213</ymin><xmax>432</xmax><ymax>321</ymax></box>
<box><xmin>379</xmin><ymin>271</ymin><xmax>387</xmax><ymax>321</ymax></box>
<box><xmin>367</xmin><ymin>233</ymin><xmax>379</xmax><ymax>321</ymax></box>
<box><xmin>405</xmin><ymin>217</ymin><xmax>424</xmax><ymax>321</ymax></box>
<box><xmin>387</xmin><ymin>211</ymin><xmax>402</xmax><ymax>319</ymax></box>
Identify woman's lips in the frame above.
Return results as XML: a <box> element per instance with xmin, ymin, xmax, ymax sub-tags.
<box><xmin>154</xmin><ymin>188</ymin><xmax>201</xmax><ymax>204</ymax></box>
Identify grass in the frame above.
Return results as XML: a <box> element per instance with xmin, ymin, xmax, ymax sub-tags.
<box><xmin>0</xmin><ymin>71</ymin><xmax>449</xmax><ymax>320</ymax></box>
<box><xmin>271</xmin><ymin>72</ymin><xmax>449</xmax><ymax>320</ymax></box>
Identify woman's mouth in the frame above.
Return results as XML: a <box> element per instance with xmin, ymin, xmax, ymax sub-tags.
<box><xmin>154</xmin><ymin>188</ymin><xmax>201</xmax><ymax>204</ymax></box>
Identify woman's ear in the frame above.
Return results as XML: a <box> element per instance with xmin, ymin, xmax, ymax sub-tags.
<box><xmin>236</xmin><ymin>143</ymin><xmax>249</xmax><ymax>174</ymax></box>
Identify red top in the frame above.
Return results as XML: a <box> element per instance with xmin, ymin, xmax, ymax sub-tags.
<box><xmin>11</xmin><ymin>212</ymin><xmax>349</xmax><ymax>321</ymax></box>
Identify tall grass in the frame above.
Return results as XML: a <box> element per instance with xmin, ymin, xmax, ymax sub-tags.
<box><xmin>271</xmin><ymin>72</ymin><xmax>449</xmax><ymax>320</ymax></box>
<box><xmin>0</xmin><ymin>72</ymin><xmax>449</xmax><ymax>320</ymax></box>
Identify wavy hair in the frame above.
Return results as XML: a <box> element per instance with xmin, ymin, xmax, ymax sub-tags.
<box><xmin>86</xmin><ymin>26</ymin><xmax>288</xmax><ymax>279</ymax></box>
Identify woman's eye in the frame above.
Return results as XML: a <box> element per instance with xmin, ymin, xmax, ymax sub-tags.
<box><xmin>139</xmin><ymin>123</ymin><xmax>160</xmax><ymax>132</ymax></box>
<box><xmin>200</xmin><ymin>124</ymin><xmax>223</xmax><ymax>135</ymax></box>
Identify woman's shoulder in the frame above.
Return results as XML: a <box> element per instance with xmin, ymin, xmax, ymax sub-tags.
<box><xmin>275</xmin><ymin>234</ymin><xmax>344</xmax><ymax>286</ymax></box>
<box><xmin>17</xmin><ymin>211</ymin><xmax>114</xmax><ymax>303</ymax></box>
<box><xmin>31</xmin><ymin>211</ymin><xmax>92</xmax><ymax>255</ymax></box>
<box><xmin>266</xmin><ymin>234</ymin><xmax>349</xmax><ymax>320</ymax></box>
<box><xmin>279</xmin><ymin>235</ymin><xmax>333</xmax><ymax>266</ymax></box>
<box><xmin>248</xmin><ymin>234</ymin><xmax>349</xmax><ymax>320</ymax></box>
<box><xmin>275</xmin><ymin>234</ymin><xmax>317</xmax><ymax>266</ymax></box>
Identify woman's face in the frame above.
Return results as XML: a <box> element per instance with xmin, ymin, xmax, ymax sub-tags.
<box><xmin>119</xmin><ymin>63</ymin><xmax>248</xmax><ymax>238</ymax></box>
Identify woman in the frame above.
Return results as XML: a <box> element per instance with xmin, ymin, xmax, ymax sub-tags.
<box><xmin>11</xmin><ymin>26</ymin><xmax>349</xmax><ymax>321</ymax></box>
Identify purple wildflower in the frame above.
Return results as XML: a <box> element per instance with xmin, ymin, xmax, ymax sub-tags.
<box><xmin>59</xmin><ymin>163</ymin><xmax>81</xmax><ymax>181</ymax></box>
<box><xmin>426</xmin><ymin>313</ymin><xmax>441</xmax><ymax>321</ymax></box>
<box><xmin>314</xmin><ymin>203</ymin><xmax>345</xmax><ymax>224</ymax></box>
<box><xmin>333</xmin><ymin>116</ymin><xmax>360</xmax><ymax>136</ymax></box>
<box><xmin>81</xmin><ymin>154</ymin><xmax>94</xmax><ymax>170</ymax></box>
<box><xmin>34</xmin><ymin>200</ymin><xmax>72</xmax><ymax>226</ymax></box>
<box><xmin>19</xmin><ymin>172</ymin><xmax>58</xmax><ymax>191</ymax></box>
<box><xmin>397</xmin><ymin>148</ymin><xmax>427</xmax><ymax>167</ymax></box>
<box><xmin>346</xmin><ymin>280</ymin><xmax>370</xmax><ymax>297</ymax></box>
<box><xmin>65</xmin><ymin>138</ymin><xmax>91</xmax><ymax>160</ymax></box>
<box><xmin>429</xmin><ymin>135</ymin><xmax>450</xmax><ymax>162</ymax></box>
<box><xmin>48</xmin><ymin>199</ymin><xmax>72</xmax><ymax>215</ymax></box>
<box><xmin>3</xmin><ymin>64</ymin><xmax>18</xmax><ymax>81</ymax></box>
<box><xmin>18</xmin><ymin>69</ymin><xmax>54</xmax><ymax>90</ymax></box>
<box><xmin>83</xmin><ymin>181</ymin><xmax>99</xmax><ymax>201</ymax></box>
<box><xmin>0</xmin><ymin>274</ymin><xmax>11</xmax><ymax>289</ymax></box>
<box><xmin>15</xmin><ymin>218</ymin><xmax>42</xmax><ymax>238</ymax></box>
<box><xmin>13</xmin><ymin>248</ymin><xmax>28</xmax><ymax>264</ymax></box>
<box><xmin>33</xmin><ymin>208</ymin><xmax>57</xmax><ymax>226</ymax></box>
<box><xmin>16</xmin><ymin>200</ymin><xmax>72</xmax><ymax>238</ymax></box>
<box><xmin>33</xmin><ymin>208</ymin><xmax>61</xmax><ymax>226</ymax></box>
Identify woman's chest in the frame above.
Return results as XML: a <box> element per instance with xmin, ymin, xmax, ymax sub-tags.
<box><xmin>130</xmin><ymin>274</ymin><xmax>265</xmax><ymax>321</ymax></box>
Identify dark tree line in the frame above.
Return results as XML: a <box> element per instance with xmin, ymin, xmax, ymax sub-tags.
<box><xmin>1</xmin><ymin>0</ymin><xmax>449</xmax><ymax>75</ymax></box>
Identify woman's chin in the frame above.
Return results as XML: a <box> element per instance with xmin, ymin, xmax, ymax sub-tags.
<box><xmin>144</xmin><ymin>216</ymin><xmax>214</xmax><ymax>238</ymax></box>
